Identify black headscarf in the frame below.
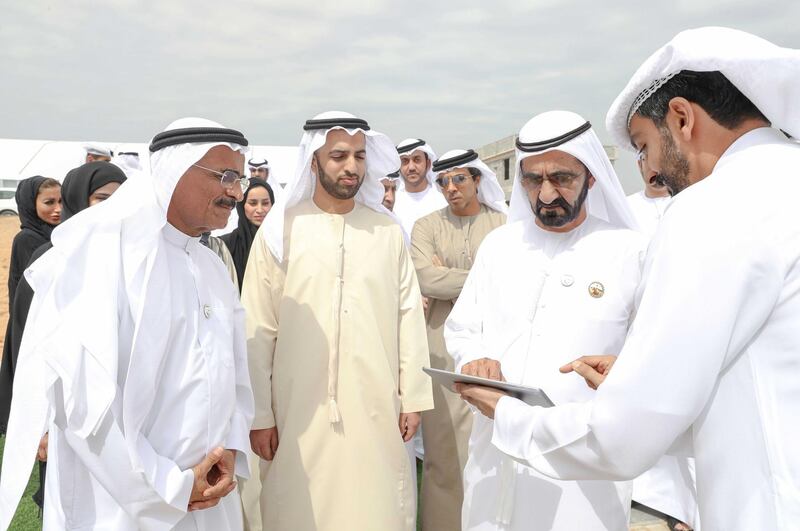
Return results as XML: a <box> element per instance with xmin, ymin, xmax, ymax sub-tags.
<box><xmin>1</xmin><ymin>163</ymin><xmax>126</xmax><ymax>438</ymax></box>
<box><xmin>15</xmin><ymin>175</ymin><xmax>58</xmax><ymax>240</ymax></box>
<box><xmin>8</xmin><ymin>176</ymin><xmax>60</xmax><ymax>306</ymax></box>
<box><xmin>221</xmin><ymin>178</ymin><xmax>273</xmax><ymax>290</ymax></box>
<box><xmin>61</xmin><ymin>162</ymin><xmax>127</xmax><ymax>221</ymax></box>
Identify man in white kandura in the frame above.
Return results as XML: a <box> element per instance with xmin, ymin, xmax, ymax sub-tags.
<box><xmin>445</xmin><ymin>110</ymin><xmax>647</xmax><ymax>530</ymax></box>
<box><xmin>458</xmin><ymin>27</ymin><xmax>800</xmax><ymax>530</ymax></box>
<box><xmin>626</xmin><ymin>155</ymin><xmax>671</xmax><ymax>239</ymax></box>
<box><xmin>393</xmin><ymin>138</ymin><xmax>448</xmax><ymax>235</ymax></box>
<box><xmin>247</xmin><ymin>157</ymin><xmax>284</xmax><ymax>204</ymax></box>
<box><xmin>0</xmin><ymin>118</ymin><xmax>255</xmax><ymax>530</ymax></box>
<box><xmin>243</xmin><ymin>111</ymin><xmax>434</xmax><ymax>531</ymax></box>
<box><xmin>411</xmin><ymin>149</ymin><xmax>507</xmax><ymax>531</ymax></box>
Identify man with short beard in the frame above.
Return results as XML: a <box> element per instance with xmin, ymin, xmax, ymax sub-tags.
<box><xmin>444</xmin><ymin>111</ymin><xmax>647</xmax><ymax>530</ymax></box>
<box><xmin>393</xmin><ymin>138</ymin><xmax>447</xmax><ymax>235</ymax></box>
<box><xmin>243</xmin><ymin>112</ymin><xmax>433</xmax><ymax>531</ymax></box>
<box><xmin>457</xmin><ymin>27</ymin><xmax>800</xmax><ymax>529</ymax></box>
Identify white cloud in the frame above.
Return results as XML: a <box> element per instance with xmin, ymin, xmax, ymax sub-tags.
<box><xmin>1</xmin><ymin>0</ymin><xmax>798</xmax><ymax>190</ymax></box>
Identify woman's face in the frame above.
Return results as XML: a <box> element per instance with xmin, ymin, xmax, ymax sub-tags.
<box><xmin>243</xmin><ymin>186</ymin><xmax>272</xmax><ymax>226</ymax></box>
<box><xmin>88</xmin><ymin>181</ymin><xmax>122</xmax><ymax>206</ymax></box>
<box><xmin>36</xmin><ymin>185</ymin><xmax>62</xmax><ymax>225</ymax></box>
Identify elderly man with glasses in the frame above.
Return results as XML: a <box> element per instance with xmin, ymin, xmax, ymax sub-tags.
<box><xmin>0</xmin><ymin>118</ymin><xmax>254</xmax><ymax>531</ymax></box>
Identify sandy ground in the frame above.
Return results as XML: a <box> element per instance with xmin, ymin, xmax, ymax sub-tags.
<box><xmin>0</xmin><ymin>215</ymin><xmax>18</xmax><ymax>353</ymax></box>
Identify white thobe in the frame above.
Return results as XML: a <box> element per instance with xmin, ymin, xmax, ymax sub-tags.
<box><xmin>626</xmin><ymin>191</ymin><xmax>671</xmax><ymax>239</ymax></box>
<box><xmin>491</xmin><ymin>128</ymin><xmax>800</xmax><ymax>530</ymax></box>
<box><xmin>42</xmin><ymin>223</ymin><xmax>252</xmax><ymax>531</ymax></box>
<box><xmin>243</xmin><ymin>200</ymin><xmax>433</xmax><ymax>531</ymax></box>
<box><xmin>445</xmin><ymin>215</ymin><xmax>646</xmax><ymax>530</ymax></box>
<box><xmin>627</xmin><ymin>192</ymin><xmax>699</xmax><ymax>528</ymax></box>
<box><xmin>393</xmin><ymin>183</ymin><xmax>448</xmax><ymax>235</ymax></box>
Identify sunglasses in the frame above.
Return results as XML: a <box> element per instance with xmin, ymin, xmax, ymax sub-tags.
<box><xmin>435</xmin><ymin>174</ymin><xmax>470</xmax><ymax>188</ymax></box>
<box><xmin>193</xmin><ymin>164</ymin><xmax>249</xmax><ymax>194</ymax></box>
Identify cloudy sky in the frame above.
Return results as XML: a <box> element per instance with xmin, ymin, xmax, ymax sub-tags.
<box><xmin>2</xmin><ymin>0</ymin><xmax>797</xmax><ymax>189</ymax></box>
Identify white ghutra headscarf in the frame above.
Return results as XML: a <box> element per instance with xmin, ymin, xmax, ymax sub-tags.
<box><xmin>396</xmin><ymin>138</ymin><xmax>437</xmax><ymax>190</ymax></box>
<box><xmin>432</xmin><ymin>149</ymin><xmax>508</xmax><ymax>214</ymax></box>
<box><xmin>606</xmin><ymin>26</ymin><xmax>800</xmax><ymax>150</ymax></box>
<box><xmin>508</xmin><ymin>110</ymin><xmax>638</xmax><ymax>231</ymax></box>
<box><xmin>262</xmin><ymin>110</ymin><xmax>401</xmax><ymax>262</ymax></box>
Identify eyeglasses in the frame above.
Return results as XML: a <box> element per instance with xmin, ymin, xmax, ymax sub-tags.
<box><xmin>193</xmin><ymin>164</ymin><xmax>249</xmax><ymax>193</ymax></box>
<box><xmin>435</xmin><ymin>174</ymin><xmax>470</xmax><ymax>188</ymax></box>
<box><xmin>521</xmin><ymin>172</ymin><xmax>582</xmax><ymax>190</ymax></box>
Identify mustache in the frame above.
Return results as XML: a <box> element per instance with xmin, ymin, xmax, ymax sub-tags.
<box><xmin>651</xmin><ymin>174</ymin><xmax>667</xmax><ymax>187</ymax></box>
<box><xmin>536</xmin><ymin>195</ymin><xmax>571</xmax><ymax>212</ymax></box>
<box><xmin>339</xmin><ymin>170</ymin><xmax>360</xmax><ymax>181</ymax></box>
<box><xmin>653</xmin><ymin>173</ymin><xmax>678</xmax><ymax>196</ymax></box>
<box><xmin>215</xmin><ymin>197</ymin><xmax>236</xmax><ymax>209</ymax></box>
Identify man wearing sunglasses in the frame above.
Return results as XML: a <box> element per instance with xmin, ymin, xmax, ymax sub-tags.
<box><xmin>410</xmin><ymin>149</ymin><xmax>507</xmax><ymax>530</ymax></box>
<box><xmin>445</xmin><ymin>111</ymin><xmax>649</xmax><ymax>530</ymax></box>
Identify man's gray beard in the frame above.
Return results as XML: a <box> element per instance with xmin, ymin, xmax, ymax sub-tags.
<box><xmin>533</xmin><ymin>176</ymin><xmax>590</xmax><ymax>227</ymax></box>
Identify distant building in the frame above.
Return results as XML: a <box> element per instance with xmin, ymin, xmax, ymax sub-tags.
<box><xmin>476</xmin><ymin>134</ymin><xmax>618</xmax><ymax>200</ymax></box>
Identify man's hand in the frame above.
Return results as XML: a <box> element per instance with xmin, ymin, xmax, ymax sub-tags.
<box><xmin>559</xmin><ymin>355</ymin><xmax>617</xmax><ymax>390</ymax></box>
<box><xmin>455</xmin><ymin>383</ymin><xmax>507</xmax><ymax>419</ymax></box>
<box><xmin>36</xmin><ymin>433</ymin><xmax>49</xmax><ymax>462</ymax></box>
<box><xmin>422</xmin><ymin>296</ymin><xmax>430</xmax><ymax>316</ymax></box>
<box><xmin>431</xmin><ymin>254</ymin><xmax>444</xmax><ymax>267</ymax></box>
<box><xmin>189</xmin><ymin>447</ymin><xmax>237</xmax><ymax>512</ymax></box>
<box><xmin>250</xmin><ymin>427</ymin><xmax>279</xmax><ymax>461</ymax></box>
<box><xmin>461</xmin><ymin>358</ymin><xmax>505</xmax><ymax>381</ymax></box>
<box><xmin>398</xmin><ymin>412</ymin><xmax>421</xmax><ymax>442</ymax></box>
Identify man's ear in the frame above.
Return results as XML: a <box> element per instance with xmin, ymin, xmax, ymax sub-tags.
<box><xmin>587</xmin><ymin>173</ymin><xmax>596</xmax><ymax>189</ymax></box>
<box><xmin>310</xmin><ymin>155</ymin><xmax>318</xmax><ymax>177</ymax></box>
<box><xmin>667</xmin><ymin>97</ymin><xmax>695</xmax><ymax>143</ymax></box>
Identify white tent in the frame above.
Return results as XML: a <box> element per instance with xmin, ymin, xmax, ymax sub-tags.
<box><xmin>0</xmin><ymin>137</ymin><xmax>299</xmax><ymax>232</ymax></box>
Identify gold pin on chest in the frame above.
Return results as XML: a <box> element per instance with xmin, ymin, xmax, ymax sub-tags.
<box><xmin>588</xmin><ymin>282</ymin><xmax>605</xmax><ymax>298</ymax></box>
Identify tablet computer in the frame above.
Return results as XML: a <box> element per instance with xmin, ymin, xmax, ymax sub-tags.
<box><xmin>423</xmin><ymin>367</ymin><xmax>554</xmax><ymax>408</ymax></box>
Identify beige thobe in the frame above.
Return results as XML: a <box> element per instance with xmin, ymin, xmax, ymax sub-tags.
<box><xmin>243</xmin><ymin>199</ymin><xmax>434</xmax><ymax>531</ymax></box>
<box><xmin>411</xmin><ymin>204</ymin><xmax>506</xmax><ymax>531</ymax></box>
